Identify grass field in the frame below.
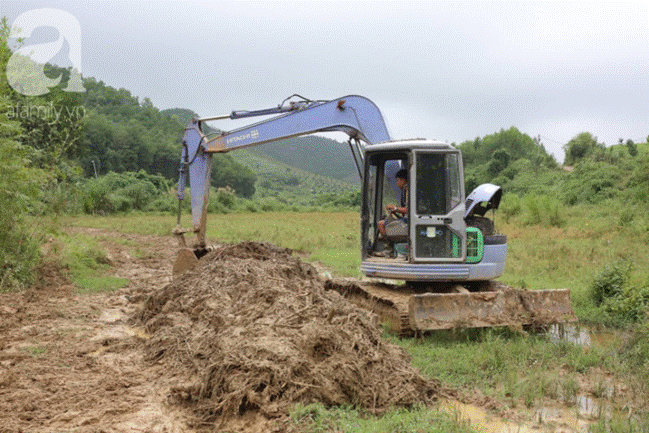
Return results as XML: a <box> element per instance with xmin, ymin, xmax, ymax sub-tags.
<box><xmin>60</xmin><ymin>201</ymin><xmax>649</xmax><ymax>318</ymax></box>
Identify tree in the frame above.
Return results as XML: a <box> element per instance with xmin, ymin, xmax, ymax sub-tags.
<box><xmin>211</xmin><ymin>154</ymin><xmax>256</xmax><ymax>198</ymax></box>
<box><xmin>563</xmin><ymin>132</ymin><xmax>604</xmax><ymax>166</ymax></box>
<box><xmin>626</xmin><ymin>139</ymin><xmax>638</xmax><ymax>157</ymax></box>
<box><xmin>0</xmin><ymin>19</ymin><xmax>43</xmax><ymax>288</ymax></box>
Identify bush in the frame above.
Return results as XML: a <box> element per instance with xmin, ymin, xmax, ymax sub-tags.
<box><xmin>589</xmin><ymin>260</ymin><xmax>649</xmax><ymax>326</ymax></box>
<box><xmin>601</xmin><ymin>286</ymin><xmax>649</xmax><ymax>325</ymax></box>
<box><xmin>500</xmin><ymin>194</ymin><xmax>521</xmax><ymax>222</ymax></box>
<box><xmin>560</xmin><ymin>160</ymin><xmax>622</xmax><ymax>205</ymax></box>
<box><xmin>590</xmin><ymin>260</ymin><xmax>631</xmax><ymax>307</ymax></box>
<box><xmin>0</xmin><ymin>106</ymin><xmax>43</xmax><ymax>290</ymax></box>
<box><xmin>540</xmin><ymin>195</ymin><xmax>564</xmax><ymax>228</ymax></box>
<box><xmin>0</xmin><ymin>228</ymin><xmax>40</xmax><ymax>291</ymax></box>
<box><xmin>145</xmin><ymin>193</ymin><xmax>178</xmax><ymax>214</ymax></box>
<box><xmin>622</xmin><ymin>322</ymin><xmax>649</xmax><ymax>373</ymax></box>
<box><xmin>522</xmin><ymin>194</ymin><xmax>542</xmax><ymax>225</ymax></box>
<box><xmin>82</xmin><ymin>178</ymin><xmax>114</xmax><ymax>214</ymax></box>
<box><xmin>80</xmin><ymin>171</ymin><xmax>169</xmax><ymax>214</ymax></box>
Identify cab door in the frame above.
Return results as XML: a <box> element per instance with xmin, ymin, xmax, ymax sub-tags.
<box><xmin>361</xmin><ymin>152</ymin><xmax>407</xmax><ymax>259</ymax></box>
<box><xmin>410</xmin><ymin>150</ymin><xmax>466</xmax><ymax>262</ymax></box>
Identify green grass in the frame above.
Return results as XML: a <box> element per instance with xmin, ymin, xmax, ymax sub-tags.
<box><xmin>21</xmin><ymin>346</ymin><xmax>47</xmax><ymax>358</ymax></box>
<box><xmin>74</xmin><ymin>275</ymin><xmax>129</xmax><ymax>293</ymax></box>
<box><xmin>589</xmin><ymin>414</ymin><xmax>649</xmax><ymax>433</ymax></box>
<box><xmin>42</xmin><ymin>229</ymin><xmax>129</xmax><ymax>293</ymax></box>
<box><xmin>62</xmin><ymin>212</ymin><xmax>363</xmax><ymax>277</ymax></box>
<box><xmin>290</xmin><ymin>403</ymin><xmax>478</xmax><ymax>433</ymax></box>
<box><xmin>498</xmin><ymin>201</ymin><xmax>649</xmax><ymax>321</ymax></box>
<box><xmin>389</xmin><ymin>328</ymin><xmax>614</xmax><ymax>407</ymax></box>
<box><xmin>60</xmin><ymin>201</ymin><xmax>649</xmax><ymax>318</ymax></box>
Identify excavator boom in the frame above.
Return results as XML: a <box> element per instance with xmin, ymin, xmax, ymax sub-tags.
<box><xmin>176</xmin><ymin>95</ymin><xmax>389</xmax><ymax>245</ymax></box>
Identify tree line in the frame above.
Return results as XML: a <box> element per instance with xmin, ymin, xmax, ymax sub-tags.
<box><xmin>458</xmin><ymin>128</ymin><xmax>649</xmax><ymax>207</ymax></box>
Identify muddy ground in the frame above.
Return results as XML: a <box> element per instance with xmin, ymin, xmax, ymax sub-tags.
<box><xmin>1</xmin><ymin>228</ymin><xmax>437</xmax><ymax>433</ymax></box>
<box><xmin>0</xmin><ymin>228</ymin><xmax>634</xmax><ymax>433</ymax></box>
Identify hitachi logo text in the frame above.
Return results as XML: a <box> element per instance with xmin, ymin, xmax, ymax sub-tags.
<box><xmin>227</xmin><ymin>129</ymin><xmax>259</xmax><ymax>144</ymax></box>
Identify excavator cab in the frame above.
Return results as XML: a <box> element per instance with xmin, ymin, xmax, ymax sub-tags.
<box><xmin>362</xmin><ymin>142</ymin><xmax>466</xmax><ymax>263</ymax></box>
<box><xmin>359</xmin><ymin>140</ymin><xmax>507</xmax><ymax>282</ymax></box>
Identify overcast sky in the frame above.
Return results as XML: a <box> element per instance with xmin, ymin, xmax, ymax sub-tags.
<box><xmin>4</xmin><ymin>1</ymin><xmax>649</xmax><ymax>161</ymax></box>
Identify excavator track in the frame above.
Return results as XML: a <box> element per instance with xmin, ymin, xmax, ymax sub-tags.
<box><xmin>325</xmin><ymin>280</ymin><xmax>414</xmax><ymax>336</ymax></box>
<box><xmin>325</xmin><ymin>279</ymin><xmax>577</xmax><ymax>335</ymax></box>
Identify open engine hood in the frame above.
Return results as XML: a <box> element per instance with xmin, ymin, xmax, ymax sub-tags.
<box><xmin>464</xmin><ymin>183</ymin><xmax>502</xmax><ymax>218</ymax></box>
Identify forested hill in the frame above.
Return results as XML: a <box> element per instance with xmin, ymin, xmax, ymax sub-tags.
<box><xmin>78</xmin><ymin>81</ymin><xmax>257</xmax><ymax>197</ymax></box>
<box><xmin>4</xmin><ymin>29</ymin><xmax>648</xmax><ymax>210</ymax></box>
<box><xmin>250</xmin><ymin>136</ymin><xmax>357</xmax><ymax>182</ymax></box>
<box><xmin>456</xmin><ymin>128</ymin><xmax>649</xmax><ymax>208</ymax></box>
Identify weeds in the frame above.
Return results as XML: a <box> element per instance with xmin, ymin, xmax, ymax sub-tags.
<box><xmin>590</xmin><ymin>260</ymin><xmax>632</xmax><ymax>306</ymax></box>
<box><xmin>42</xmin><ymin>231</ymin><xmax>129</xmax><ymax>293</ymax></box>
<box><xmin>590</xmin><ymin>414</ymin><xmax>649</xmax><ymax>433</ymax></box>
<box><xmin>589</xmin><ymin>260</ymin><xmax>649</xmax><ymax>326</ymax></box>
<box><xmin>21</xmin><ymin>346</ymin><xmax>47</xmax><ymax>358</ymax></box>
<box><xmin>561</xmin><ymin>375</ymin><xmax>580</xmax><ymax>406</ymax></box>
<box><xmin>290</xmin><ymin>403</ymin><xmax>478</xmax><ymax>433</ymax></box>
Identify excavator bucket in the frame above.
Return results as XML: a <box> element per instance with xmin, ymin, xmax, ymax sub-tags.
<box><xmin>172</xmin><ymin>248</ymin><xmax>199</xmax><ymax>278</ymax></box>
<box><xmin>325</xmin><ymin>280</ymin><xmax>577</xmax><ymax>335</ymax></box>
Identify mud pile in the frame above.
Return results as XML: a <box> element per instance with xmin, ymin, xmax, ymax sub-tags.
<box><xmin>137</xmin><ymin>242</ymin><xmax>438</xmax><ymax>423</ymax></box>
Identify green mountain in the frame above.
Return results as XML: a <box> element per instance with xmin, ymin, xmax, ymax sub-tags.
<box><xmin>230</xmin><ymin>148</ymin><xmax>357</xmax><ymax>205</ymax></box>
<box><xmin>251</xmin><ymin>135</ymin><xmax>358</xmax><ymax>182</ymax></box>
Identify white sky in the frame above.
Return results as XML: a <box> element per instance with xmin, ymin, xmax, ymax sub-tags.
<box><xmin>4</xmin><ymin>1</ymin><xmax>649</xmax><ymax>162</ymax></box>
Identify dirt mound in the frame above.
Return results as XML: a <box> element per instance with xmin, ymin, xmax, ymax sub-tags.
<box><xmin>137</xmin><ymin>241</ymin><xmax>438</xmax><ymax>424</ymax></box>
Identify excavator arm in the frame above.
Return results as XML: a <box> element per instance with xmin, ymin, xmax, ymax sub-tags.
<box><xmin>174</xmin><ymin>95</ymin><xmax>391</xmax><ymax>252</ymax></box>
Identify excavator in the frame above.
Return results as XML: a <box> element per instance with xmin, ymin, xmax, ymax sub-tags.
<box><xmin>172</xmin><ymin>94</ymin><xmax>576</xmax><ymax>334</ymax></box>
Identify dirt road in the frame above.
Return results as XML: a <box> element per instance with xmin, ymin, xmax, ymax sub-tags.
<box><xmin>0</xmin><ymin>229</ymin><xmax>202</xmax><ymax>433</ymax></box>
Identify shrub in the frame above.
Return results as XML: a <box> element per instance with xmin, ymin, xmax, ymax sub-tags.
<box><xmin>601</xmin><ymin>285</ymin><xmax>649</xmax><ymax>325</ymax></box>
<box><xmin>540</xmin><ymin>195</ymin><xmax>564</xmax><ymax>228</ymax></box>
<box><xmin>80</xmin><ymin>171</ymin><xmax>169</xmax><ymax>214</ymax></box>
<box><xmin>500</xmin><ymin>194</ymin><xmax>521</xmax><ymax>222</ymax></box>
<box><xmin>590</xmin><ymin>260</ymin><xmax>631</xmax><ymax>307</ymax></box>
<box><xmin>145</xmin><ymin>193</ymin><xmax>178</xmax><ymax>214</ymax></box>
<box><xmin>522</xmin><ymin>194</ymin><xmax>542</xmax><ymax>225</ymax></box>
<box><xmin>0</xmin><ymin>106</ymin><xmax>43</xmax><ymax>289</ymax></box>
<box><xmin>82</xmin><ymin>178</ymin><xmax>114</xmax><ymax>214</ymax></box>
<box><xmin>589</xmin><ymin>260</ymin><xmax>649</xmax><ymax>326</ymax></box>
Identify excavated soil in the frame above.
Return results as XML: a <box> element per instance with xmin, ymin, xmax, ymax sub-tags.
<box><xmin>137</xmin><ymin>242</ymin><xmax>439</xmax><ymax>427</ymax></box>
<box><xmin>0</xmin><ymin>229</ymin><xmax>438</xmax><ymax>433</ymax></box>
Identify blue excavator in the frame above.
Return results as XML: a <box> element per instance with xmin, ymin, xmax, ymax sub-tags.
<box><xmin>173</xmin><ymin>95</ymin><xmax>575</xmax><ymax>334</ymax></box>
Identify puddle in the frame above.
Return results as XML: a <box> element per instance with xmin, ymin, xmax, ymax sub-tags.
<box><xmin>437</xmin><ymin>325</ymin><xmax>625</xmax><ymax>432</ymax></box>
<box><xmin>548</xmin><ymin>323</ymin><xmax>617</xmax><ymax>348</ymax></box>
<box><xmin>440</xmin><ymin>399</ymin><xmax>593</xmax><ymax>433</ymax></box>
